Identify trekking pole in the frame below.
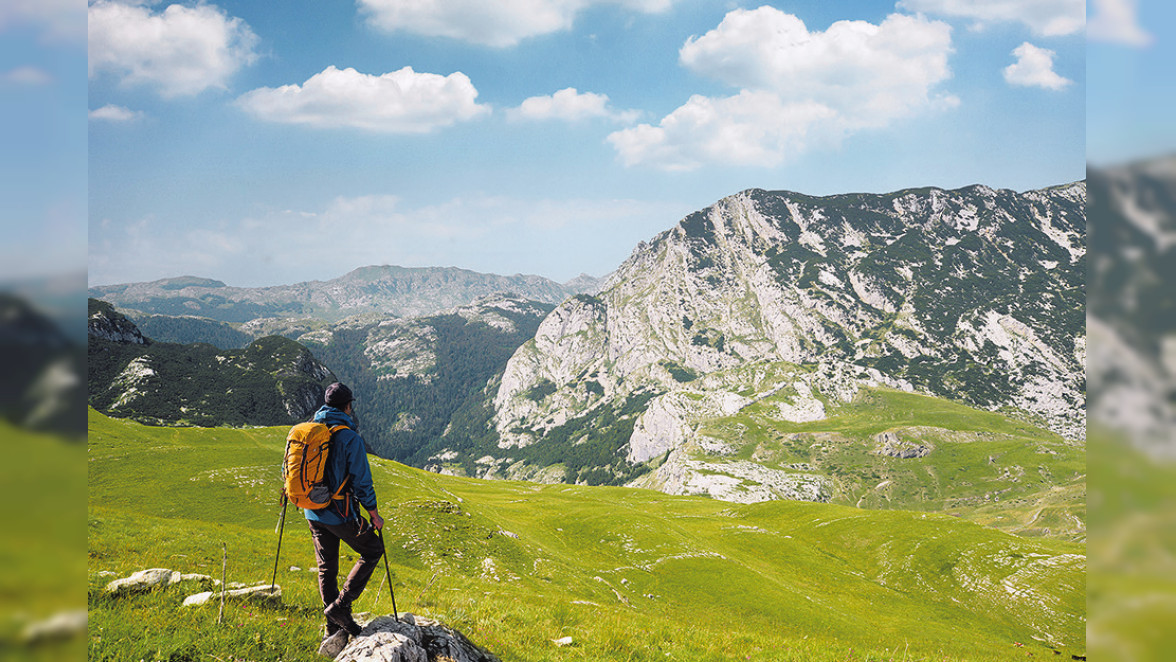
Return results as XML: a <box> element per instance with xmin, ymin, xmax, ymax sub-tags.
<box><xmin>376</xmin><ymin>527</ymin><xmax>399</xmax><ymax>622</ymax></box>
<box><xmin>270</xmin><ymin>494</ymin><xmax>288</xmax><ymax>591</ymax></box>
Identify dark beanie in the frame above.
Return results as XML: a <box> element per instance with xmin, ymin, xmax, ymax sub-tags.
<box><xmin>324</xmin><ymin>382</ymin><xmax>354</xmax><ymax>409</ymax></box>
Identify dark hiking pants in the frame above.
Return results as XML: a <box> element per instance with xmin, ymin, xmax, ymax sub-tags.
<box><xmin>307</xmin><ymin>517</ymin><xmax>384</xmax><ymax>632</ymax></box>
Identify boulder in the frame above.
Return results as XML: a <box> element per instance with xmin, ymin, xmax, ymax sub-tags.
<box><xmin>318</xmin><ymin>630</ymin><xmax>350</xmax><ymax>658</ymax></box>
<box><xmin>104</xmin><ymin>568</ymin><xmax>181</xmax><ymax>596</ymax></box>
<box><xmin>333</xmin><ymin>613</ymin><xmax>499</xmax><ymax>662</ymax></box>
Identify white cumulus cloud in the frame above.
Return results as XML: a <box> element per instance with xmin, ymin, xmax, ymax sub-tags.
<box><xmin>609</xmin><ymin>8</ymin><xmax>957</xmax><ymax>171</ymax></box>
<box><xmin>356</xmin><ymin>0</ymin><xmax>676</xmax><ymax>48</ymax></box>
<box><xmin>1088</xmin><ymin>0</ymin><xmax>1152</xmax><ymax>47</ymax></box>
<box><xmin>236</xmin><ymin>65</ymin><xmax>490</xmax><ymax>134</ymax></box>
<box><xmin>608</xmin><ymin>91</ymin><xmax>836</xmax><ymax>171</ymax></box>
<box><xmin>89</xmin><ymin>104</ymin><xmax>145</xmax><ymax>122</ymax></box>
<box><xmin>897</xmin><ymin>0</ymin><xmax>1084</xmax><ymax>37</ymax></box>
<box><xmin>509</xmin><ymin>88</ymin><xmax>638</xmax><ymax>123</ymax></box>
<box><xmin>1003</xmin><ymin>42</ymin><xmax>1072</xmax><ymax>90</ymax></box>
<box><xmin>88</xmin><ymin>1</ymin><xmax>259</xmax><ymax>98</ymax></box>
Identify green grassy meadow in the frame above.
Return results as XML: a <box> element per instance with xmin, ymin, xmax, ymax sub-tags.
<box><xmin>88</xmin><ymin>409</ymin><xmax>1085</xmax><ymax>661</ymax></box>
<box><xmin>1</xmin><ymin>422</ymin><xmax>87</xmax><ymax>661</ymax></box>
<box><xmin>694</xmin><ymin>387</ymin><xmax>1086</xmax><ymax>541</ymax></box>
<box><xmin>1087</xmin><ymin>429</ymin><xmax>1176</xmax><ymax>661</ymax></box>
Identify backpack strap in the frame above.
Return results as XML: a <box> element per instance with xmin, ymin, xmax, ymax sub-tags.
<box><xmin>327</xmin><ymin>425</ymin><xmax>354</xmax><ymax>518</ymax></box>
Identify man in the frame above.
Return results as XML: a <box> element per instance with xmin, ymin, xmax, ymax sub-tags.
<box><xmin>304</xmin><ymin>382</ymin><xmax>384</xmax><ymax>642</ymax></box>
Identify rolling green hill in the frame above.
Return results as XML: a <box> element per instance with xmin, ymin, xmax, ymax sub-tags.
<box><xmin>88</xmin><ymin>410</ymin><xmax>1085</xmax><ymax>661</ymax></box>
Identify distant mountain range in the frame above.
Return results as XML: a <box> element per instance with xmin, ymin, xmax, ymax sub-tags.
<box><xmin>89</xmin><ymin>266</ymin><xmax>603</xmax><ymax>323</ymax></box>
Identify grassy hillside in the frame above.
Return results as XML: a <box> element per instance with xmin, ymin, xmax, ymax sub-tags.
<box><xmin>1087</xmin><ymin>429</ymin><xmax>1176</xmax><ymax>661</ymax></box>
<box><xmin>88</xmin><ymin>410</ymin><xmax>1085</xmax><ymax>661</ymax></box>
<box><xmin>679</xmin><ymin>385</ymin><xmax>1086</xmax><ymax>540</ymax></box>
<box><xmin>2</xmin><ymin>422</ymin><xmax>87</xmax><ymax>661</ymax></box>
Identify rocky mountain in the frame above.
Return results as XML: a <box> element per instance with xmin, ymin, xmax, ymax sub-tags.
<box><xmin>0</xmin><ymin>292</ymin><xmax>86</xmax><ymax>435</ymax></box>
<box><xmin>1088</xmin><ymin>156</ymin><xmax>1176</xmax><ymax>454</ymax></box>
<box><xmin>88</xmin><ymin>299</ymin><xmax>336</xmax><ymax>426</ymax></box>
<box><xmin>89</xmin><ymin>266</ymin><xmax>600</xmax><ymax>324</ymax></box>
<box><xmin>288</xmin><ymin>295</ymin><xmax>554</xmax><ymax>461</ymax></box>
<box><xmin>427</xmin><ymin>182</ymin><xmax>1085</xmax><ymax>498</ymax></box>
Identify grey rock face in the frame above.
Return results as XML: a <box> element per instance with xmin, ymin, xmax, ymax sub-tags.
<box><xmin>88</xmin><ymin>300</ymin><xmax>148</xmax><ymax>345</ymax></box>
<box><xmin>491</xmin><ymin>183</ymin><xmax>1085</xmax><ymax>481</ymax></box>
<box><xmin>1088</xmin><ymin>159</ymin><xmax>1176</xmax><ymax>456</ymax></box>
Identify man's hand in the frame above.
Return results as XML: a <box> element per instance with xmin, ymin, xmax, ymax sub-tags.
<box><xmin>369</xmin><ymin>510</ymin><xmax>384</xmax><ymax>531</ymax></box>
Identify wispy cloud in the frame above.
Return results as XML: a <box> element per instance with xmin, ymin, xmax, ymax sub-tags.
<box><xmin>1004</xmin><ymin>42</ymin><xmax>1072</xmax><ymax>90</ymax></box>
<box><xmin>508</xmin><ymin>88</ymin><xmax>639</xmax><ymax>123</ymax></box>
<box><xmin>897</xmin><ymin>0</ymin><xmax>1084</xmax><ymax>37</ymax></box>
<box><xmin>1088</xmin><ymin>0</ymin><xmax>1152</xmax><ymax>47</ymax></box>
<box><xmin>236</xmin><ymin>66</ymin><xmax>490</xmax><ymax>134</ymax></box>
<box><xmin>356</xmin><ymin>0</ymin><xmax>676</xmax><ymax>48</ymax></box>
<box><xmin>1</xmin><ymin>66</ymin><xmax>52</xmax><ymax>85</ymax></box>
<box><xmin>0</xmin><ymin>0</ymin><xmax>86</xmax><ymax>42</ymax></box>
<box><xmin>609</xmin><ymin>9</ymin><xmax>957</xmax><ymax>171</ymax></box>
<box><xmin>89</xmin><ymin>194</ymin><xmax>685</xmax><ymax>286</ymax></box>
<box><xmin>88</xmin><ymin>0</ymin><xmax>259</xmax><ymax>98</ymax></box>
<box><xmin>89</xmin><ymin>104</ymin><xmax>145</xmax><ymax>122</ymax></box>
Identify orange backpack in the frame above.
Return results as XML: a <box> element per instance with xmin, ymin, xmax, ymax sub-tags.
<box><xmin>282</xmin><ymin>422</ymin><xmax>351</xmax><ymax>510</ymax></box>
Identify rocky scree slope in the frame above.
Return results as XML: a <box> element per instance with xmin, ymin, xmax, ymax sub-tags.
<box><xmin>1088</xmin><ymin>157</ymin><xmax>1176</xmax><ymax>454</ymax></box>
<box><xmin>89</xmin><ymin>266</ymin><xmax>601</xmax><ymax>323</ymax></box>
<box><xmin>88</xmin><ymin>299</ymin><xmax>336</xmax><ymax>426</ymax></box>
<box><xmin>472</xmin><ymin>183</ymin><xmax>1084</xmax><ymax>489</ymax></box>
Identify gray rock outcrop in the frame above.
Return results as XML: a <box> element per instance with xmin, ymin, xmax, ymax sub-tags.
<box><xmin>333</xmin><ymin>613</ymin><xmax>499</xmax><ymax>662</ymax></box>
<box><xmin>873</xmin><ymin>431</ymin><xmax>932</xmax><ymax>459</ymax></box>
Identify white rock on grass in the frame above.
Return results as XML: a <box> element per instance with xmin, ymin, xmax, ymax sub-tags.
<box><xmin>104</xmin><ymin>568</ymin><xmax>181</xmax><ymax>596</ymax></box>
<box><xmin>21</xmin><ymin>609</ymin><xmax>87</xmax><ymax>644</ymax></box>
<box><xmin>182</xmin><ymin>584</ymin><xmax>281</xmax><ymax>607</ymax></box>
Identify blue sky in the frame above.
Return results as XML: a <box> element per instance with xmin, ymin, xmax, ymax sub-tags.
<box><xmin>0</xmin><ymin>1</ymin><xmax>87</xmax><ymax>283</ymax></box>
<box><xmin>1087</xmin><ymin>0</ymin><xmax>1176</xmax><ymax>165</ymax></box>
<box><xmin>84</xmin><ymin>0</ymin><xmax>1093</xmax><ymax>288</ymax></box>
<box><xmin>7</xmin><ymin>1</ymin><xmax>1100</xmax><ymax>288</ymax></box>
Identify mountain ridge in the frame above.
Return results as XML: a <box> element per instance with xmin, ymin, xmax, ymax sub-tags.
<box><xmin>89</xmin><ymin>265</ymin><xmax>603</xmax><ymax>323</ymax></box>
<box><xmin>426</xmin><ymin>180</ymin><xmax>1087</xmax><ymax>504</ymax></box>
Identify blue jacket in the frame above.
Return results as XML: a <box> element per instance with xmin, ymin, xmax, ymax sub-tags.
<box><xmin>303</xmin><ymin>405</ymin><xmax>377</xmax><ymax>526</ymax></box>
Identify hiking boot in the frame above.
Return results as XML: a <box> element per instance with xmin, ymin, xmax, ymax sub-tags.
<box><xmin>324</xmin><ymin>600</ymin><xmax>362</xmax><ymax>637</ymax></box>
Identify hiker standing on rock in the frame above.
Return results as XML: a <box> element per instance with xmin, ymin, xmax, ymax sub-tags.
<box><xmin>303</xmin><ymin>382</ymin><xmax>384</xmax><ymax>642</ymax></box>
